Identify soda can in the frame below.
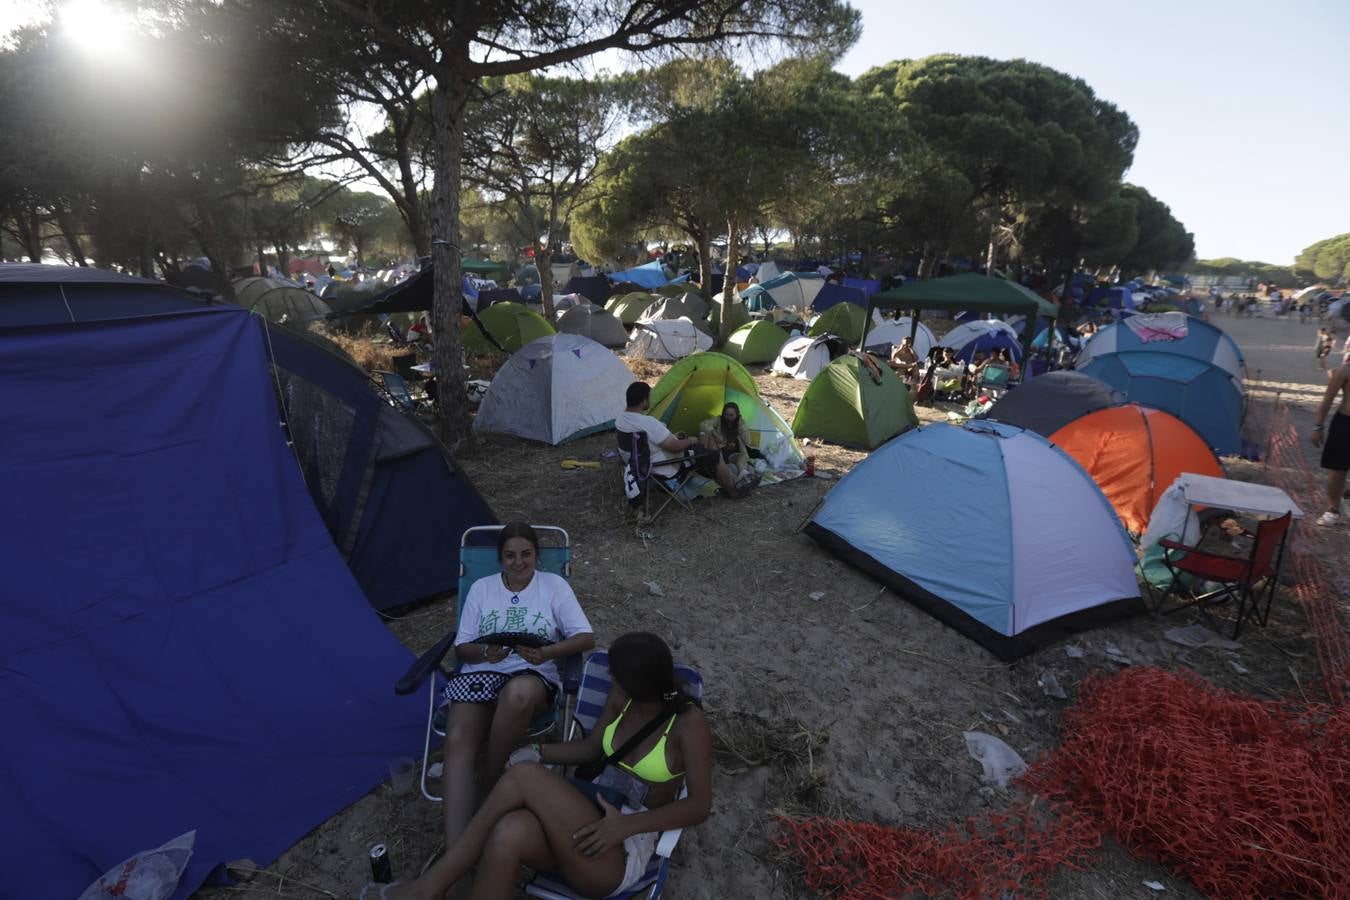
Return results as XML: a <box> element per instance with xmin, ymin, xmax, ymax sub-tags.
<box><xmin>369</xmin><ymin>843</ymin><xmax>393</xmax><ymax>882</ymax></box>
<box><xmin>805</xmin><ymin>455</ymin><xmax>816</xmax><ymax>477</ymax></box>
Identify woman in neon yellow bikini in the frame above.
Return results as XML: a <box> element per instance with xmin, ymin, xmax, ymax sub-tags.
<box><xmin>365</xmin><ymin>632</ymin><xmax>712</xmax><ymax>900</ymax></box>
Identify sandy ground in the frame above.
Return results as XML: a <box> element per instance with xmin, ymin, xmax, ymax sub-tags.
<box><xmin>199</xmin><ymin>307</ymin><xmax>1345</xmax><ymax>900</ymax></box>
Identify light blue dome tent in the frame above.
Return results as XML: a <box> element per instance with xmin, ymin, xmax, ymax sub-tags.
<box><xmin>806</xmin><ymin>421</ymin><xmax>1141</xmax><ymax>660</ymax></box>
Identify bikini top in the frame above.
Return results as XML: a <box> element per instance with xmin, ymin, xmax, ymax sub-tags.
<box><xmin>601</xmin><ymin>700</ymin><xmax>683</xmax><ymax>783</ymax></box>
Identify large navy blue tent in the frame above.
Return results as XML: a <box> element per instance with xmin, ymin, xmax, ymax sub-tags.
<box><xmin>562</xmin><ymin>274</ymin><xmax>613</xmax><ymax>304</ymax></box>
<box><xmin>810</xmin><ymin>281</ymin><xmax>867</xmax><ymax>312</ymax></box>
<box><xmin>0</xmin><ymin>265</ymin><xmax>495</xmax><ymax>610</ymax></box>
<box><xmin>0</xmin><ymin>306</ymin><xmax>423</xmax><ymax>898</ymax></box>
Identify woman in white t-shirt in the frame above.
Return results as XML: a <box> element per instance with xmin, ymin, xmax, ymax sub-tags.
<box><xmin>440</xmin><ymin>523</ymin><xmax>595</xmax><ymax>866</ymax></box>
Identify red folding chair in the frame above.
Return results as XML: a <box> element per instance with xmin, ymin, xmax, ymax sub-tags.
<box><xmin>1154</xmin><ymin>512</ymin><xmax>1292</xmax><ymax>638</ymax></box>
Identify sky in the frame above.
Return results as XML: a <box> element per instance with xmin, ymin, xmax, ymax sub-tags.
<box><xmin>833</xmin><ymin>0</ymin><xmax>1350</xmax><ymax>264</ymax></box>
<box><xmin>3</xmin><ymin>0</ymin><xmax>1347</xmax><ymax>265</ymax></box>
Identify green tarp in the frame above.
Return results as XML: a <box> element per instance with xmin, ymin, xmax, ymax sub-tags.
<box><xmin>871</xmin><ymin>273</ymin><xmax>1059</xmax><ymax>320</ymax></box>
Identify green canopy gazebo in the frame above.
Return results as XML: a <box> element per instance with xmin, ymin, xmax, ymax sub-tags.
<box><xmin>868</xmin><ymin>273</ymin><xmax>1060</xmax><ymax>371</ymax></box>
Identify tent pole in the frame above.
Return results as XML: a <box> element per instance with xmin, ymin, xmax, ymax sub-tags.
<box><xmin>909</xmin><ymin>308</ymin><xmax>920</xmax><ymax>342</ymax></box>
<box><xmin>1020</xmin><ymin>308</ymin><xmax>1035</xmax><ymax>379</ymax></box>
<box><xmin>1044</xmin><ymin>316</ymin><xmax>1056</xmax><ymax>377</ymax></box>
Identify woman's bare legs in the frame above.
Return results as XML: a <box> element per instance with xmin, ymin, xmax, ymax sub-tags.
<box><xmin>482</xmin><ymin>676</ymin><xmax>547</xmax><ymax>792</ymax></box>
<box><xmin>386</xmin><ymin>763</ymin><xmax>625</xmax><ymax>900</ymax></box>
<box><xmin>441</xmin><ymin>703</ymin><xmax>492</xmax><ymax>865</ymax></box>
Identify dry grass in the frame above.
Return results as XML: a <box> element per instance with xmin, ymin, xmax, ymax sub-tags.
<box><xmin>326</xmin><ymin>332</ymin><xmax>402</xmax><ymax>372</ymax></box>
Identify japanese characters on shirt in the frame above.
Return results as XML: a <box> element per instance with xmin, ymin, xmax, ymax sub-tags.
<box><xmin>454</xmin><ymin>570</ymin><xmax>592</xmax><ymax>687</ymax></box>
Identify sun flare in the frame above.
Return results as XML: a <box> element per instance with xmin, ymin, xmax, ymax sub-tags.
<box><xmin>59</xmin><ymin>0</ymin><xmax>133</xmax><ymax>58</ymax></box>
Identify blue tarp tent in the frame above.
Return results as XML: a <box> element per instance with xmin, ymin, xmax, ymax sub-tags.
<box><xmin>0</xmin><ymin>306</ymin><xmax>423</xmax><ymax>898</ymax></box>
<box><xmin>810</xmin><ymin>281</ymin><xmax>867</xmax><ymax>312</ymax></box>
<box><xmin>607</xmin><ymin>260</ymin><xmax>668</xmax><ymax>289</ymax></box>
<box><xmin>0</xmin><ymin>265</ymin><xmax>495</xmax><ymax>610</ymax></box>
<box><xmin>805</xmin><ymin>421</ymin><xmax>1141</xmax><ymax>659</ymax></box>
<box><xmin>1078</xmin><ymin>351</ymin><xmax>1245</xmax><ymax>456</ymax></box>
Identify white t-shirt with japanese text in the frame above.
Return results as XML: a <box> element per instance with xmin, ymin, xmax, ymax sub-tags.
<box><xmin>614</xmin><ymin>410</ymin><xmax>678</xmax><ymax>466</ymax></box>
<box><xmin>454</xmin><ymin>571</ymin><xmax>592</xmax><ymax>688</ymax></box>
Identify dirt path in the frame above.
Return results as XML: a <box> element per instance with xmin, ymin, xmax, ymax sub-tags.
<box><xmin>200</xmin><ymin>312</ymin><xmax>1345</xmax><ymax>900</ymax></box>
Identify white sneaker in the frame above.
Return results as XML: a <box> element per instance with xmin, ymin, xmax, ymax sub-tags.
<box><xmin>1315</xmin><ymin>511</ymin><xmax>1343</xmax><ymax>527</ymax></box>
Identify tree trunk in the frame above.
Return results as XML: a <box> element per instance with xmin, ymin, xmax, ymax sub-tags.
<box><xmin>194</xmin><ymin>196</ymin><xmax>237</xmax><ymax>303</ymax></box>
<box><xmin>719</xmin><ymin>217</ymin><xmax>740</xmax><ymax>345</ymax></box>
<box><xmin>985</xmin><ymin>227</ymin><xmax>997</xmax><ymax>276</ymax></box>
<box><xmin>256</xmin><ymin>243</ymin><xmax>268</xmax><ymax>278</ymax></box>
<box><xmin>53</xmin><ymin>200</ymin><xmax>88</xmax><ymax>266</ymax></box>
<box><xmin>695</xmin><ymin>227</ymin><xmax>713</xmax><ymax>294</ymax></box>
<box><xmin>16</xmin><ymin>202</ymin><xmax>43</xmax><ymax>263</ymax></box>
<box><xmin>429</xmin><ymin>63</ymin><xmax>472</xmax><ymax>449</ymax></box>
<box><xmin>395</xmin><ymin>127</ymin><xmax>430</xmax><ymax>258</ymax></box>
<box><xmin>276</xmin><ymin>242</ymin><xmax>292</xmax><ymax>280</ymax></box>
<box><xmin>537</xmin><ymin>241</ymin><xmax>555</xmax><ymax>321</ymax></box>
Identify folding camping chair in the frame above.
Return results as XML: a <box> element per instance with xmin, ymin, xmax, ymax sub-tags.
<box><xmin>617</xmin><ymin>431</ymin><xmax>697</xmax><ymax>525</ymax></box>
<box><xmin>393</xmin><ymin>525</ymin><xmax>583</xmax><ymax>802</ymax></box>
<box><xmin>525</xmin><ymin>649</ymin><xmax>704</xmax><ymax>900</ymax></box>
<box><xmin>1150</xmin><ymin>512</ymin><xmax>1292</xmax><ymax>638</ymax></box>
<box><xmin>375</xmin><ymin>370</ymin><xmax>434</xmax><ymax>415</ymax></box>
<box><xmin>977</xmin><ymin>363</ymin><xmax>1013</xmax><ymax>400</ymax></box>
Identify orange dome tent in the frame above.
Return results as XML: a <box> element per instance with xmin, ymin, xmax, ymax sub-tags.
<box><xmin>1049</xmin><ymin>404</ymin><xmax>1223</xmax><ymax>534</ymax></box>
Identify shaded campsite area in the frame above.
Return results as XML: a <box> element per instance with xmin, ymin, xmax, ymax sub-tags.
<box><xmin>201</xmin><ymin>311</ymin><xmax>1339</xmax><ymax>899</ymax></box>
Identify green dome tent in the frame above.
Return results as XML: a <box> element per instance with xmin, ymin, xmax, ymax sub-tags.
<box><xmin>606</xmin><ymin>291</ymin><xmax>658</xmax><ymax>325</ymax></box>
<box><xmin>709</xmin><ymin>297</ymin><xmax>751</xmax><ymax>336</ymax></box>
<box><xmin>463</xmin><ymin>301</ymin><xmax>555</xmax><ymax>354</ymax></box>
<box><xmin>808</xmin><ymin>302</ymin><xmax>867</xmax><ymax>344</ymax></box>
<box><xmin>724</xmin><ymin>320</ymin><xmax>789</xmax><ymax>365</ymax></box>
<box><xmin>655</xmin><ymin>283</ymin><xmax>691</xmax><ymax>297</ymax></box>
<box><xmin>647</xmin><ymin>352</ymin><xmax>803</xmax><ymax>468</ymax></box>
<box><xmin>792</xmin><ymin>354</ymin><xmax>918</xmax><ymax>450</ymax></box>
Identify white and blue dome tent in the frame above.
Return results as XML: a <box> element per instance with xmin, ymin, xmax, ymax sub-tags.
<box><xmin>473</xmin><ymin>334</ymin><xmax>632</xmax><ymax>445</ymax></box>
<box><xmin>741</xmin><ymin>271</ymin><xmax>824</xmax><ymax>313</ymax></box>
<box><xmin>1074</xmin><ymin>314</ymin><xmax>1246</xmax><ymax>383</ymax></box>
<box><xmin>805</xmin><ymin>421</ymin><xmax>1141</xmax><ymax>660</ymax></box>
<box><xmin>863</xmin><ymin>317</ymin><xmax>935</xmax><ymax>359</ymax></box>
<box><xmin>938</xmin><ymin>319</ymin><xmax>1023</xmax><ymax>362</ymax></box>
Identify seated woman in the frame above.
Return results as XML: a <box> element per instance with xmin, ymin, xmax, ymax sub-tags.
<box><xmin>368</xmin><ymin>632</ymin><xmax>712</xmax><ymax>900</ymax></box>
<box><xmin>699</xmin><ymin>402</ymin><xmax>752</xmax><ymax>478</ymax></box>
<box><xmin>438</xmin><ymin>523</ymin><xmax>596</xmax><ymax>875</ymax></box>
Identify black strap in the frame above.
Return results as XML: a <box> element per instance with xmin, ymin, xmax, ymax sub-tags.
<box><xmin>578</xmin><ymin>702</ymin><xmax>677</xmax><ymax>781</ymax></box>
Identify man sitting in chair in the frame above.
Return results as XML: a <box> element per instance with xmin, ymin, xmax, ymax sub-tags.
<box><xmin>615</xmin><ymin>382</ymin><xmax>743</xmax><ymax>498</ymax></box>
<box><xmin>889</xmin><ymin>336</ymin><xmax>921</xmax><ymax>388</ymax></box>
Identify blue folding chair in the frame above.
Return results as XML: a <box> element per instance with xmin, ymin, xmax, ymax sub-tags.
<box><xmin>525</xmin><ymin>649</ymin><xmax>704</xmax><ymax>900</ymax></box>
<box><xmin>394</xmin><ymin>525</ymin><xmax>582</xmax><ymax>802</ymax></box>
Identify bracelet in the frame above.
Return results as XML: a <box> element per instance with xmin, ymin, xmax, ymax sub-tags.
<box><xmin>483</xmin><ymin>643</ymin><xmax>491</xmax><ymax>660</ymax></box>
<box><xmin>1314</xmin><ymin>423</ymin><xmax>1325</xmax><ymax>431</ymax></box>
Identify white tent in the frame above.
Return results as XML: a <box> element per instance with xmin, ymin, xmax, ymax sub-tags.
<box><xmin>864</xmin><ymin>318</ymin><xmax>936</xmax><ymax>359</ymax></box>
<box><xmin>771</xmin><ymin>334</ymin><xmax>847</xmax><ymax>380</ymax></box>
<box><xmin>473</xmin><ymin>334</ymin><xmax>632</xmax><ymax>445</ymax></box>
<box><xmin>625</xmin><ymin>318</ymin><xmax>713</xmax><ymax>361</ymax></box>
<box><xmin>755</xmin><ymin>260</ymin><xmax>781</xmax><ymax>282</ymax></box>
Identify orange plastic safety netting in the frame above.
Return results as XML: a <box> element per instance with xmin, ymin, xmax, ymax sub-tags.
<box><xmin>774</xmin><ymin>800</ymin><xmax>1100</xmax><ymax>900</ymax></box>
<box><xmin>776</xmin><ymin>668</ymin><xmax>1350</xmax><ymax>898</ymax></box>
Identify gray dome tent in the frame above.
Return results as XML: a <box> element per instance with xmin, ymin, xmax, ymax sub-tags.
<box><xmin>556</xmin><ymin>302</ymin><xmax>628</xmax><ymax>348</ymax></box>
<box><xmin>250</xmin><ymin>286</ymin><xmax>333</xmax><ymax>324</ymax></box>
<box><xmin>233</xmin><ymin>277</ymin><xmax>295</xmax><ymax>308</ymax></box>
<box><xmin>640</xmin><ymin>290</ymin><xmax>708</xmax><ymax>323</ymax></box>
